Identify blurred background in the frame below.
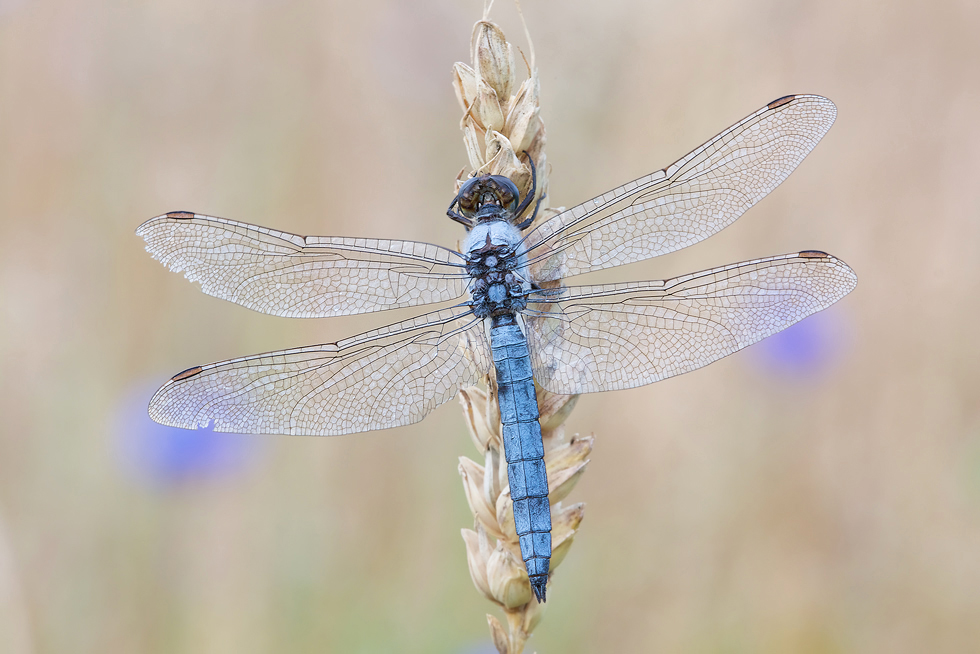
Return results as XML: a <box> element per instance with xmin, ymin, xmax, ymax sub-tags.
<box><xmin>1</xmin><ymin>0</ymin><xmax>978</xmax><ymax>651</ymax></box>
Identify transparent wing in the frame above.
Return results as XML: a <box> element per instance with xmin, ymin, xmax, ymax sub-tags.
<box><xmin>524</xmin><ymin>95</ymin><xmax>837</xmax><ymax>281</ymax></box>
<box><xmin>137</xmin><ymin>212</ymin><xmax>469</xmax><ymax>317</ymax></box>
<box><xmin>524</xmin><ymin>251</ymin><xmax>856</xmax><ymax>394</ymax></box>
<box><xmin>148</xmin><ymin>307</ymin><xmax>492</xmax><ymax>435</ymax></box>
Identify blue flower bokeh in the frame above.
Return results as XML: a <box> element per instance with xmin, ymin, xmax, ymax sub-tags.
<box><xmin>116</xmin><ymin>381</ymin><xmax>263</xmax><ymax>487</ymax></box>
<box><xmin>751</xmin><ymin>311</ymin><xmax>847</xmax><ymax>378</ymax></box>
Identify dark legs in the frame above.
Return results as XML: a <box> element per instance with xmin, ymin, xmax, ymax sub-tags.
<box><xmin>515</xmin><ymin>192</ymin><xmax>546</xmax><ymax>231</ymax></box>
<box><xmin>446</xmin><ymin>195</ymin><xmax>474</xmax><ymax>229</ymax></box>
<box><xmin>514</xmin><ymin>153</ymin><xmax>545</xmax><ymax>230</ymax></box>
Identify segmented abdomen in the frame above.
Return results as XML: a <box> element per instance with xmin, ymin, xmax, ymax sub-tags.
<box><xmin>489</xmin><ymin>313</ymin><xmax>551</xmax><ymax>602</ymax></box>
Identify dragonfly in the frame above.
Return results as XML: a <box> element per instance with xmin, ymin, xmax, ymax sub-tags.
<box><xmin>138</xmin><ymin>94</ymin><xmax>857</xmax><ymax>603</ymax></box>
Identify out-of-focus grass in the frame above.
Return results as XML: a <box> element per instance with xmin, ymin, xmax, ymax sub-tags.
<box><xmin>1</xmin><ymin>0</ymin><xmax>979</xmax><ymax>652</ymax></box>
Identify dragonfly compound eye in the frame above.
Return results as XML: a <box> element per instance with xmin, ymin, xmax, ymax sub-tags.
<box><xmin>486</xmin><ymin>176</ymin><xmax>520</xmax><ymax>213</ymax></box>
<box><xmin>456</xmin><ymin>175</ymin><xmax>521</xmax><ymax>218</ymax></box>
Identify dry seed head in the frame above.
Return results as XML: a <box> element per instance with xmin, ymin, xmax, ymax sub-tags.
<box><xmin>487</xmin><ymin>544</ymin><xmax>533</xmax><ymax>609</ymax></box>
<box><xmin>482</xmin><ymin>441</ymin><xmax>502</xmax><ymax>499</ymax></box>
<box><xmin>453</xmin><ymin>18</ymin><xmax>545</xmax><ymax>205</ymax></box>
<box><xmin>455</xmin><ymin>14</ymin><xmax>590</xmax><ymax>653</ymax></box>
<box><xmin>547</xmin><ymin>460</ymin><xmax>589</xmax><ymax>505</ymax></box>
<box><xmin>545</xmin><ymin>434</ymin><xmax>592</xmax><ymax>470</ymax></box>
<box><xmin>545</xmin><ymin>437</ymin><xmax>592</xmax><ymax>504</ymax></box>
<box><xmin>452</xmin><ymin>62</ymin><xmax>479</xmax><ymax>115</ymax></box>
<box><xmin>549</xmin><ymin>503</ymin><xmax>586</xmax><ymax>570</ymax></box>
<box><xmin>484</xmin><ymin>131</ymin><xmax>530</xmax><ymax>191</ymax></box>
<box><xmin>462</xmin><ymin>526</ymin><xmax>493</xmax><ymax>599</ymax></box>
<box><xmin>487</xmin><ymin>614</ymin><xmax>510</xmax><ymax>654</ymax></box>
<box><xmin>459</xmin><ymin>387</ymin><xmax>498</xmax><ymax>452</ymax></box>
<box><xmin>472</xmin><ymin>21</ymin><xmax>516</xmax><ymax>101</ymax></box>
<box><xmin>551</xmin><ymin>503</ymin><xmax>585</xmax><ymax>549</ymax></box>
<box><xmin>549</xmin><ymin>533</ymin><xmax>576</xmax><ymax>570</ymax></box>
<box><xmin>473</xmin><ymin>78</ymin><xmax>506</xmax><ymax>134</ymax></box>
<box><xmin>484</xmin><ymin>376</ymin><xmax>502</xmax><ymax>438</ymax></box>
<box><xmin>494</xmin><ymin>487</ymin><xmax>516</xmax><ymax>539</ymax></box>
<box><xmin>461</xmin><ymin>118</ymin><xmax>486</xmax><ymax>171</ymax></box>
<box><xmin>538</xmin><ymin>387</ymin><xmax>579</xmax><ymax>434</ymax></box>
<box><xmin>503</xmin><ymin>76</ymin><xmax>541</xmax><ymax>156</ymax></box>
<box><xmin>459</xmin><ymin>457</ymin><xmax>504</xmax><ymax>539</ymax></box>
<box><xmin>519</xmin><ymin>593</ymin><xmax>546</xmax><ymax>633</ymax></box>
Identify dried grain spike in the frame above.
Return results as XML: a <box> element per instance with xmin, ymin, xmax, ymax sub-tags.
<box><xmin>473</xmin><ymin>21</ymin><xmax>516</xmax><ymax>100</ymax></box>
<box><xmin>455</xmin><ymin>11</ymin><xmax>588</xmax><ymax>654</ymax></box>
<box><xmin>487</xmin><ymin>614</ymin><xmax>509</xmax><ymax>654</ymax></box>
<box><xmin>503</xmin><ymin>76</ymin><xmax>541</xmax><ymax>154</ymax></box>
<box><xmin>453</xmin><ymin>62</ymin><xmax>479</xmax><ymax>113</ymax></box>
<box><xmin>473</xmin><ymin>78</ymin><xmax>506</xmax><ymax>133</ymax></box>
<box><xmin>487</xmin><ymin>544</ymin><xmax>533</xmax><ymax>609</ymax></box>
<box><xmin>462</xmin><ymin>527</ymin><xmax>493</xmax><ymax>600</ymax></box>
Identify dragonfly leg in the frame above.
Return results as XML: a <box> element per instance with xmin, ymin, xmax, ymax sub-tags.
<box><xmin>513</xmin><ymin>153</ymin><xmax>538</xmax><ymax>224</ymax></box>
<box><xmin>447</xmin><ymin>194</ymin><xmax>475</xmax><ymax>229</ymax></box>
<box><xmin>516</xmin><ymin>192</ymin><xmax>546</xmax><ymax>231</ymax></box>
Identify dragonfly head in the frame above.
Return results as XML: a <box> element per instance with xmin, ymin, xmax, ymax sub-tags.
<box><xmin>455</xmin><ymin>175</ymin><xmax>521</xmax><ymax>223</ymax></box>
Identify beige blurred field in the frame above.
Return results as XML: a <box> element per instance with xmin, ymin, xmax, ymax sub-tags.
<box><xmin>1</xmin><ymin>0</ymin><xmax>979</xmax><ymax>652</ymax></box>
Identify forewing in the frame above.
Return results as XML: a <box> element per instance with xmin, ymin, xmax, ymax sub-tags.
<box><xmin>525</xmin><ymin>95</ymin><xmax>837</xmax><ymax>281</ymax></box>
<box><xmin>137</xmin><ymin>212</ymin><xmax>468</xmax><ymax>317</ymax></box>
<box><xmin>525</xmin><ymin>251</ymin><xmax>857</xmax><ymax>394</ymax></box>
<box><xmin>148</xmin><ymin>307</ymin><xmax>491</xmax><ymax>435</ymax></box>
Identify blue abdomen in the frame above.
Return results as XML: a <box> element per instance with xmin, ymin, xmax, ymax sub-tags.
<box><xmin>490</xmin><ymin>312</ymin><xmax>551</xmax><ymax>603</ymax></box>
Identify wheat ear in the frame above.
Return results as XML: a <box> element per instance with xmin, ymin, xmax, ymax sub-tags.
<box><xmin>454</xmin><ymin>13</ymin><xmax>594</xmax><ymax>654</ymax></box>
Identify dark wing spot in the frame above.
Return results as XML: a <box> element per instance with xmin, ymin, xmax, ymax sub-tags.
<box><xmin>172</xmin><ymin>366</ymin><xmax>204</xmax><ymax>381</ymax></box>
<box><xmin>798</xmin><ymin>250</ymin><xmax>829</xmax><ymax>259</ymax></box>
<box><xmin>166</xmin><ymin>211</ymin><xmax>196</xmax><ymax>220</ymax></box>
<box><xmin>767</xmin><ymin>95</ymin><xmax>796</xmax><ymax>110</ymax></box>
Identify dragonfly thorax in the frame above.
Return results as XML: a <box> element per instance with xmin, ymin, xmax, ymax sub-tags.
<box><xmin>465</xmin><ymin>221</ymin><xmax>528</xmax><ymax>319</ymax></box>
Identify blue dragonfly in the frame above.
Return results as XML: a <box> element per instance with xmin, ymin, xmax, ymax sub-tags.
<box><xmin>138</xmin><ymin>94</ymin><xmax>856</xmax><ymax>602</ymax></box>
